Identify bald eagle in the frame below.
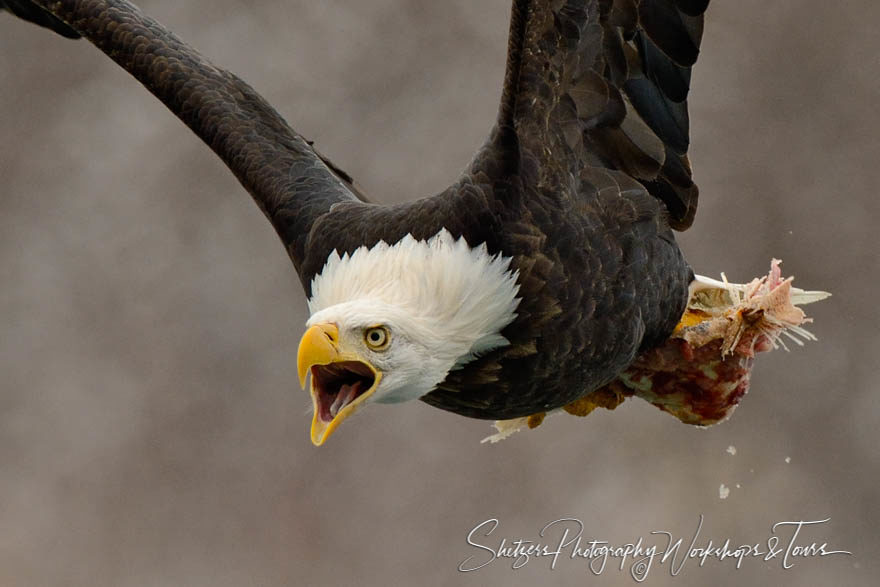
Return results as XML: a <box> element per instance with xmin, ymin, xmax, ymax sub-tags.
<box><xmin>2</xmin><ymin>1</ymin><xmax>822</xmax><ymax>445</ymax></box>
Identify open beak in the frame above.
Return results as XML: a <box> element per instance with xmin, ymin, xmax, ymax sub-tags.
<box><xmin>297</xmin><ymin>323</ymin><xmax>382</xmax><ymax>446</ymax></box>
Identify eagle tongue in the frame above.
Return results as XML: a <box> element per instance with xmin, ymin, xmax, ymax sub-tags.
<box><xmin>328</xmin><ymin>380</ymin><xmax>364</xmax><ymax>419</ymax></box>
<box><xmin>329</xmin><ymin>385</ymin><xmax>348</xmax><ymax>419</ymax></box>
<box><xmin>342</xmin><ymin>380</ymin><xmax>363</xmax><ymax>408</ymax></box>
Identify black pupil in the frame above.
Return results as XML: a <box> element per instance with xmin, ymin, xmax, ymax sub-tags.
<box><xmin>370</xmin><ymin>331</ymin><xmax>381</xmax><ymax>342</ymax></box>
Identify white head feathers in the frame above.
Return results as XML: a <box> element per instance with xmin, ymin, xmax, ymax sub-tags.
<box><xmin>306</xmin><ymin>229</ymin><xmax>521</xmax><ymax>399</ymax></box>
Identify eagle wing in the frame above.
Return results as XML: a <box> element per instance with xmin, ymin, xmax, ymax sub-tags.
<box><xmin>497</xmin><ymin>0</ymin><xmax>708</xmax><ymax>230</ymax></box>
<box><xmin>3</xmin><ymin>0</ymin><xmax>367</xmax><ymax>278</ymax></box>
<box><xmin>6</xmin><ymin>0</ymin><xmax>708</xmax><ymax>276</ymax></box>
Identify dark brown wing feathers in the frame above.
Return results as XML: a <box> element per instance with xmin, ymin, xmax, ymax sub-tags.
<box><xmin>8</xmin><ymin>0</ymin><xmax>709</xmax><ymax>261</ymax></box>
<box><xmin>12</xmin><ymin>0</ymin><xmax>362</xmax><ymax>279</ymax></box>
<box><xmin>501</xmin><ymin>0</ymin><xmax>708</xmax><ymax>230</ymax></box>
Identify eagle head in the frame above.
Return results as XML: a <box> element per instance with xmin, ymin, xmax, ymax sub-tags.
<box><xmin>297</xmin><ymin>230</ymin><xmax>520</xmax><ymax>445</ymax></box>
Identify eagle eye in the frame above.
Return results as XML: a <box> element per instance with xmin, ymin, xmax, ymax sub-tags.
<box><xmin>364</xmin><ymin>325</ymin><xmax>390</xmax><ymax>350</ymax></box>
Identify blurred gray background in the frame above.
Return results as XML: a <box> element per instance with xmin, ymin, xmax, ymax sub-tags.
<box><xmin>1</xmin><ymin>1</ymin><xmax>877</xmax><ymax>585</ymax></box>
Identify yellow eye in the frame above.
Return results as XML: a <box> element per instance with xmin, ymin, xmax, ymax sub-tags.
<box><xmin>364</xmin><ymin>326</ymin><xmax>390</xmax><ymax>350</ymax></box>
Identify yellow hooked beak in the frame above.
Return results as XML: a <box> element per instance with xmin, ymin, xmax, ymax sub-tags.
<box><xmin>297</xmin><ymin>323</ymin><xmax>381</xmax><ymax>446</ymax></box>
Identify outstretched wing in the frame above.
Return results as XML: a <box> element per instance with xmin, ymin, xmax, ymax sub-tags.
<box><xmin>6</xmin><ymin>0</ymin><xmax>708</xmax><ymax>274</ymax></box>
<box><xmin>3</xmin><ymin>0</ymin><xmax>365</xmax><ymax>277</ymax></box>
<box><xmin>497</xmin><ymin>0</ymin><xmax>708</xmax><ymax>229</ymax></box>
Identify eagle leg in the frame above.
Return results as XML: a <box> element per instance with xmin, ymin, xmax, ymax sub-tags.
<box><xmin>483</xmin><ymin>260</ymin><xmax>830</xmax><ymax>442</ymax></box>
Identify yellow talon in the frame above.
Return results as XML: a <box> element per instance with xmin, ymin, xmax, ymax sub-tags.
<box><xmin>674</xmin><ymin>309</ymin><xmax>710</xmax><ymax>332</ymax></box>
<box><xmin>563</xmin><ymin>388</ymin><xmax>626</xmax><ymax>417</ymax></box>
<box><xmin>526</xmin><ymin>412</ymin><xmax>546</xmax><ymax>428</ymax></box>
